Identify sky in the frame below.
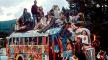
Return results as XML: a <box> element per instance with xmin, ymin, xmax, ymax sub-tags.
<box><xmin>0</xmin><ymin>0</ymin><xmax>69</xmax><ymax>21</ymax></box>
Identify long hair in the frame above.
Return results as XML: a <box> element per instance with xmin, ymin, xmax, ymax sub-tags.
<box><xmin>81</xmin><ymin>30</ymin><xmax>88</xmax><ymax>36</ymax></box>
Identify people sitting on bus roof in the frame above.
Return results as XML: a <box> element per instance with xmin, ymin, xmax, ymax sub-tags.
<box><xmin>36</xmin><ymin>12</ymin><xmax>67</xmax><ymax>33</ymax></box>
<box><xmin>34</xmin><ymin>12</ymin><xmax>53</xmax><ymax>30</ymax></box>
<box><xmin>16</xmin><ymin>8</ymin><xmax>34</xmax><ymax>32</ymax></box>
<box><xmin>37</xmin><ymin>18</ymin><xmax>56</xmax><ymax>33</ymax></box>
<box><xmin>36</xmin><ymin>13</ymin><xmax>55</xmax><ymax>33</ymax></box>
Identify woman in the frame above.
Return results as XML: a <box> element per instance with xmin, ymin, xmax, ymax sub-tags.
<box><xmin>81</xmin><ymin>30</ymin><xmax>89</xmax><ymax>45</ymax></box>
<box><xmin>77</xmin><ymin>30</ymin><xmax>91</xmax><ymax>60</ymax></box>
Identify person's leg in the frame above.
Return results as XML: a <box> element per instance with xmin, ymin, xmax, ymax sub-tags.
<box><xmin>32</xmin><ymin>14</ymin><xmax>37</xmax><ymax>28</ymax></box>
<box><xmin>62</xmin><ymin>38</ymin><xmax>67</xmax><ymax>51</ymax></box>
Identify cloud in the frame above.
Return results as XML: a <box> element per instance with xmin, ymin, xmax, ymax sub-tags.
<box><xmin>7</xmin><ymin>13</ymin><xmax>12</xmax><ymax>16</ymax></box>
<box><xmin>0</xmin><ymin>0</ymin><xmax>25</xmax><ymax>7</ymax></box>
<box><xmin>0</xmin><ymin>0</ymin><xmax>69</xmax><ymax>21</ymax></box>
<box><xmin>0</xmin><ymin>15</ymin><xmax>15</xmax><ymax>21</ymax></box>
<box><xmin>38</xmin><ymin>0</ymin><xmax>69</xmax><ymax>14</ymax></box>
<box><xmin>0</xmin><ymin>8</ymin><xmax>4</xmax><ymax>16</ymax></box>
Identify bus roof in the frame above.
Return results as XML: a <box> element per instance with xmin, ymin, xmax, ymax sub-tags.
<box><xmin>9</xmin><ymin>28</ymin><xmax>61</xmax><ymax>38</ymax></box>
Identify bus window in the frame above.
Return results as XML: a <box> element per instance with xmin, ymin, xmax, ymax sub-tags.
<box><xmin>13</xmin><ymin>38</ymin><xmax>15</xmax><ymax>45</ymax></box>
<box><xmin>19</xmin><ymin>38</ymin><xmax>24</xmax><ymax>45</ymax></box>
<box><xmin>38</xmin><ymin>36</ymin><xmax>42</xmax><ymax>45</ymax></box>
<box><xmin>46</xmin><ymin>37</ymin><xmax>48</xmax><ymax>44</ymax></box>
<box><xmin>22</xmin><ymin>38</ymin><xmax>25</xmax><ymax>45</ymax></box>
<box><xmin>31</xmin><ymin>38</ymin><xmax>34</xmax><ymax>45</ymax></box>
<box><xmin>33</xmin><ymin>37</ymin><xmax>37</xmax><ymax>45</ymax></box>
<box><xmin>28</xmin><ymin>37</ymin><xmax>34</xmax><ymax>45</ymax></box>
<box><xmin>21</xmin><ymin>38</ymin><xmax>25</xmax><ymax>45</ymax></box>
<box><xmin>16</xmin><ymin>38</ymin><xmax>19</xmax><ymax>45</ymax></box>
<box><xmin>25</xmin><ymin>37</ymin><xmax>28</xmax><ymax>45</ymax></box>
<box><xmin>29</xmin><ymin>37</ymin><xmax>32</xmax><ymax>45</ymax></box>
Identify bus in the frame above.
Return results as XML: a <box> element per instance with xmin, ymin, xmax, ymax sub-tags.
<box><xmin>6</xmin><ymin>28</ymin><xmax>61</xmax><ymax>60</ymax></box>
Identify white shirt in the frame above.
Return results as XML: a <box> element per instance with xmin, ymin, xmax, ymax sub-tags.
<box><xmin>77</xmin><ymin>35</ymin><xmax>89</xmax><ymax>44</ymax></box>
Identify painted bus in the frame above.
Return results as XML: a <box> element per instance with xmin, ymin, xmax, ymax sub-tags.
<box><xmin>6</xmin><ymin>28</ymin><xmax>61</xmax><ymax>60</ymax></box>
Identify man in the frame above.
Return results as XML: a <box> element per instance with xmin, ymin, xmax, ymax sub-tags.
<box><xmin>31</xmin><ymin>0</ymin><xmax>38</xmax><ymax>27</ymax></box>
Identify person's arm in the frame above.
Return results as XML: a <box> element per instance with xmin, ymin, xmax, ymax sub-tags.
<box><xmin>31</xmin><ymin>5</ymin><xmax>33</xmax><ymax>14</ymax></box>
<box><xmin>75</xmin><ymin>35</ymin><xmax>78</xmax><ymax>42</ymax></box>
